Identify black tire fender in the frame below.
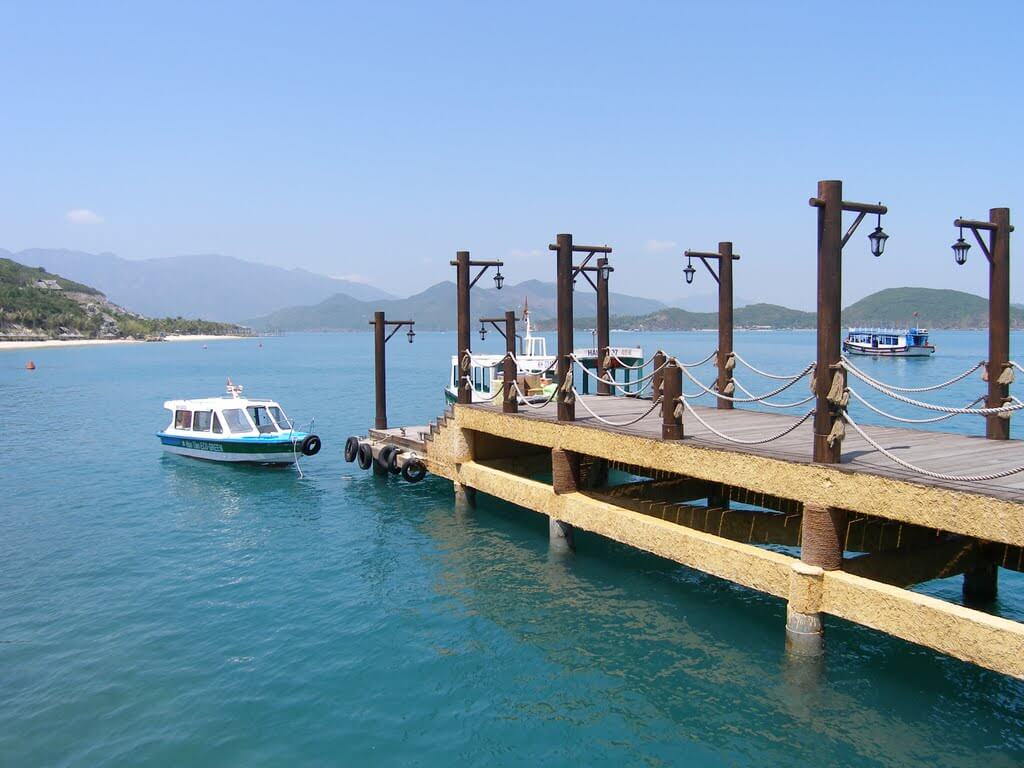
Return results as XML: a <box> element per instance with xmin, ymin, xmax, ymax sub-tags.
<box><xmin>378</xmin><ymin>444</ymin><xmax>399</xmax><ymax>473</ymax></box>
<box><xmin>357</xmin><ymin>442</ymin><xmax>373</xmax><ymax>470</ymax></box>
<box><xmin>401</xmin><ymin>458</ymin><xmax>427</xmax><ymax>483</ymax></box>
<box><xmin>343</xmin><ymin>436</ymin><xmax>359</xmax><ymax>462</ymax></box>
<box><xmin>301</xmin><ymin>434</ymin><xmax>322</xmax><ymax>457</ymax></box>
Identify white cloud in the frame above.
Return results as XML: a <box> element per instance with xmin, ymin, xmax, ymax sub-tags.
<box><xmin>508</xmin><ymin>248</ymin><xmax>543</xmax><ymax>259</ymax></box>
<box><xmin>644</xmin><ymin>239</ymin><xmax>677</xmax><ymax>253</ymax></box>
<box><xmin>66</xmin><ymin>208</ymin><xmax>104</xmax><ymax>224</ymax></box>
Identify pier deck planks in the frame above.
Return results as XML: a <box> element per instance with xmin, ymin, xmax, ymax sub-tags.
<box><xmin>471</xmin><ymin>396</ymin><xmax>1024</xmax><ymax>503</ymax></box>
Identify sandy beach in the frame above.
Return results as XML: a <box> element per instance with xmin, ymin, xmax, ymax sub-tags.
<box><xmin>0</xmin><ymin>334</ymin><xmax>248</xmax><ymax>352</ymax></box>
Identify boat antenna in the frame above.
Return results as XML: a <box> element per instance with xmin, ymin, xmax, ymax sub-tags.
<box><xmin>226</xmin><ymin>378</ymin><xmax>244</xmax><ymax>398</ymax></box>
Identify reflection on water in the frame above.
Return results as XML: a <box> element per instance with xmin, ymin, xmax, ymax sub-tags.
<box><xmin>160</xmin><ymin>453</ymin><xmax>326</xmax><ymax>523</ymax></box>
<box><xmin>417</xmin><ymin>491</ymin><xmax>1024</xmax><ymax>766</ymax></box>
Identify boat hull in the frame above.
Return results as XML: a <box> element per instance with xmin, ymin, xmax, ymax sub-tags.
<box><xmin>157</xmin><ymin>432</ymin><xmax>305</xmax><ymax>464</ymax></box>
<box><xmin>842</xmin><ymin>342</ymin><xmax>935</xmax><ymax>357</ymax></box>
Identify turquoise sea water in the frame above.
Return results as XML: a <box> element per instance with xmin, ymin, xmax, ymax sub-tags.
<box><xmin>1</xmin><ymin>331</ymin><xmax>1022</xmax><ymax>767</ymax></box>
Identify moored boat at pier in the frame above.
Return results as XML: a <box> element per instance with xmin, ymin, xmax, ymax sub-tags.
<box><xmin>444</xmin><ymin>300</ymin><xmax>643</xmax><ymax>404</ymax></box>
<box><xmin>157</xmin><ymin>380</ymin><xmax>321</xmax><ymax>464</ymax></box>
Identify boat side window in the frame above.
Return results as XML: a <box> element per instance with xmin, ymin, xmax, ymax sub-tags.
<box><xmin>246</xmin><ymin>406</ymin><xmax>278</xmax><ymax>434</ymax></box>
<box><xmin>212</xmin><ymin>413</ymin><xmax>223</xmax><ymax>434</ymax></box>
<box><xmin>193</xmin><ymin>411</ymin><xmax>213</xmax><ymax>432</ymax></box>
<box><xmin>222</xmin><ymin>408</ymin><xmax>254</xmax><ymax>434</ymax></box>
<box><xmin>174</xmin><ymin>410</ymin><xmax>192</xmax><ymax>429</ymax></box>
<box><xmin>268</xmin><ymin>406</ymin><xmax>291</xmax><ymax>430</ymax></box>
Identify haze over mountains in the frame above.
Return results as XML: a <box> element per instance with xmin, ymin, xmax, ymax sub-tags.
<box><xmin>245</xmin><ymin>279</ymin><xmax>667</xmax><ymax>331</ymax></box>
<box><xmin>3</xmin><ymin>248</ymin><xmax>394</xmax><ymax>322</ymax></box>
<box><xmin>4</xmin><ymin>249</ymin><xmax>1017</xmax><ymax>333</ymax></box>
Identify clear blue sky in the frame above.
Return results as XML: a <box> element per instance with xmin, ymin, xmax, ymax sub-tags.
<box><xmin>1</xmin><ymin>1</ymin><xmax>1021</xmax><ymax>308</ymax></box>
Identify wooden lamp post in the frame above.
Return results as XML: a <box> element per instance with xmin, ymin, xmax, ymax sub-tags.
<box><xmin>452</xmin><ymin>251</ymin><xmax>505</xmax><ymax>405</ymax></box>
<box><xmin>683</xmin><ymin>242</ymin><xmax>740</xmax><ymax>410</ymax></box>
<box><xmin>809</xmin><ymin>180</ymin><xmax>888</xmax><ymax>464</ymax></box>
<box><xmin>370</xmin><ymin>311</ymin><xmax>415</xmax><ymax>430</ymax></box>
<box><xmin>951</xmin><ymin>209</ymin><xmax>1014</xmax><ymax>440</ymax></box>
<box><xmin>548</xmin><ymin>235</ymin><xmax>613</xmax><ymax>421</ymax></box>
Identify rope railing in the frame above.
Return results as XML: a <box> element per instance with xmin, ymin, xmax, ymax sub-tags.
<box><xmin>841</xmin><ymin>356</ymin><xmax>985</xmax><ymax>393</ymax></box>
<box><xmin>570</xmin><ymin>354</ymin><xmax>667</xmax><ymax>389</ymax></box>
<box><xmin>571</xmin><ymin>389</ymin><xmax>664</xmax><ymax>427</ymax></box>
<box><xmin>680</xmin><ymin>361</ymin><xmax>814</xmax><ymax>404</ymax></box>
<box><xmin>842</xmin><ymin>375</ymin><xmax>1024</xmax><ymax>416</ymax></box>
<box><xmin>510</xmin><ymin>380</ymin><xmax>559</xmax><ymax>409</ymax></box>
<box><xmin>682</xmin><ymin>397</ymin><xmax>816</xmax><ymax>445</ymax></box>
<box><xmin>842</xmin><ymin>410</ymin><xmax>1024</xmax><ymax>482</ymax></box>
<box><xmin>606</xmin><ymin>349</ymin><xmax>668</xmax><ymax>370</ymax></box>
<box><xmin>730</xmin><ymin>352</ymin><xmax>815</xmax><ymax>381</ymax></box>
<box><xmin>460</xmin><ymin>376</ymin><xmax>505</xmax><ymax>402</ymax></box>
<box><xmin>846</xmin><ymin>388</ymin><xmax>987</xmax><ymax>424</ymax></box>
<box><xmin>732</xmin><ymin>379</ymin><xmax>816</xmax><ymax>409</ymax></box>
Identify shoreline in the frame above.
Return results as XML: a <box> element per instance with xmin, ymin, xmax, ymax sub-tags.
<box><xmin>0</xmin><ymin>334</ymin><xmax>249</xmax><ymax>352</ymax></box>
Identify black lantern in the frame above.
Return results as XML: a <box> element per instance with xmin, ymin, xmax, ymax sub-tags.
<box><xmin>493</xmin><ymin>267</ymin><xmax>504</xmax><ymax>290</ymax></box>
<box><xmin>868</xmin><ymin>207</ymin><xmax>888</xmax><ymax>257</ymax></box>
<box><xmin>683</xmin><ymin>258</ymin><xmax>695</xmax><ymax>285</ymax></box>
<box><xmin>406</xmin><ymin>326</ymin><xmax>415</xmax><ymax>343</ymax></box>
<box><xmin>952</xmin><ymin>223</ymin><xmax>970</xmax><ymax>266</ymax></box>
<box><xmin>599</xmin><ymin>263</ymin><xmax>612</xmax><ymax>281</ymax></box>
<box><xmin>479</xmin><ymin>322</ymin><xmax>487</xmax><ymax>341</ymax></box>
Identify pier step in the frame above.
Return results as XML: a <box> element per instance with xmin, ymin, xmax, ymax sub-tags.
<box><xmin>424</xmin><ymin>406</ymin><xmax>455</xmax><ymax>444</ymax></box>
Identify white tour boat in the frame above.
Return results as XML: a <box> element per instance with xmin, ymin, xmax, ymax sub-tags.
<box><xmin>445</xmin><ymin>300</ymin><xmax>644</xmax><ymax>404</ymax></box>
<box><xmin>842</xmin><ymin>327</ymin><xmax>936</xmax><ymax>357</ymax></box>
<box><xmin>157</xmin><ymin>380</ymin><xmax>321</xmax><ymax>464</ymax></box>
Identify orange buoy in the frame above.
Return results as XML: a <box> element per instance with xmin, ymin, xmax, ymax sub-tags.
<box><xmin>25</xmin><ymin>360</ymin><xmax>36</xmax><ymax>370</ymax></box>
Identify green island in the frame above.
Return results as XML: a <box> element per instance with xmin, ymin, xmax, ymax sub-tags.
<box><xmin>0</xmin><ymin>258</ymin><xmax>248</xmax><ymax>340</ymax></box>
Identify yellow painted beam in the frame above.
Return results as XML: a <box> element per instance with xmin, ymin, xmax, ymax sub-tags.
<box><xmin>452</xmin><ymin>407</ymin><xmax>1024</xmax><ymax>548</ymax></box>
<box><xmin>453</xmin><ymin>459</ymin><xmax>1024</xmax><ymax>679</ymax></box>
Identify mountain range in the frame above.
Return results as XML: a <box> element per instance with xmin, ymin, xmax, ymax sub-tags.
<box><xmin>3</xmin><ymin>249</ymin><xmax>394</xmax><ymax>323</ymax></box>
<box><xmin>595</xmin><ymin>288</ymin><xmax>1024</xmax><ymax>331</ymax></box>
<box><xmin>244</xmin><ymin>279</ymin><xmax>666</xmax><ymax>331</ymax></box>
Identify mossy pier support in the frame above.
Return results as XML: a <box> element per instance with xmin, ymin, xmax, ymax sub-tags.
<box><xmin>550</xmin><ymin>448</ymin><xmax>579</xmax><ymax>552</ymax></box>
<box><xmin>785</xmin><ymin>503</ymin><xmax>845</xmax><ymax>656</ymax></box>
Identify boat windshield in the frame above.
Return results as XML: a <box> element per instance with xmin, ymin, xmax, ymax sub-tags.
<box><xmin>269</xmin><ymin>406</ymin><xmax>292</xmax><ymax>430</ymax></box>
<box><xmin>222</xmin><ymin>408</ymin><xmax>254</xmax><ymax>434</ymax></box>
<box><xmin>246</xmin><ymin>405</ymin><xmax>279</xmax><ymax>434</ymax></box>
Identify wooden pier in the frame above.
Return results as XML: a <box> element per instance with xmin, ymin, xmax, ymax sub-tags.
<box><xmin>353</xmin><ymin>180</ymin><xmax>1022</xmax><ymax>678</ymax></box>
<box><xmin>419</xmin><ymin>395</ymin><xmax>1024</xmax><ymax>679</ymax></box>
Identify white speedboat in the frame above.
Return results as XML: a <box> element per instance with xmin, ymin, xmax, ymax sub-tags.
<box><xmin>445</xmin><ymin>299</ymin><xmax>644</xmax><ymax>404</ymax></box>
<box><xmin>843</xmin><ymin>327</ymin><xmax>935</xmax><ymax>357</ymax></box>
<box><xmin>157</xmin><ymin>380</ymin><xmax>321</xmax><ymax>464</ymax></box>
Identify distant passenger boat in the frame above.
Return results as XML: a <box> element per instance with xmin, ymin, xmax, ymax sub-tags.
<box><xmin>157</xmin><ymin>379</ymin><xmax>321</xmax><ymax>464</ymax></box>
<box><xmin>842</xmin><ymin>327</ymin><xmax>935</xmax><ymax>357</ymax></box>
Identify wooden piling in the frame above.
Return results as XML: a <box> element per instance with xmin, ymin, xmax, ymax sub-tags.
<box><xmin>717</xmin><ymin>241</ymin><xmax>734</xmax><ymax>411</ymax></box>
<box><xmin>987</xmin><ymin>207</ymin><xmax>1011</xmax><ymax>440</ymax></box>
<box><xmin>596</xmin><ymin>256</ymin><xmax>611</xmax><ymax>396</ymax></box>
<box><xmin>555</xmin><ymin>234</ymin><xmax>575</xmax><ymax>422</ymax></box>
<box><xmin>661</xmin><ymin>359</ymin><xmax>683</xmax><ymax>440</ymax></box>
